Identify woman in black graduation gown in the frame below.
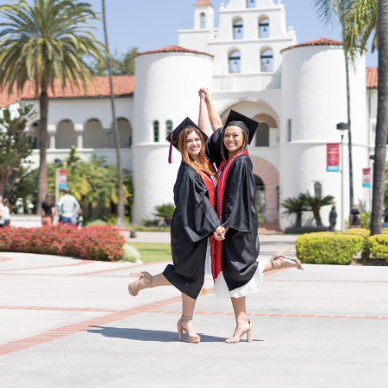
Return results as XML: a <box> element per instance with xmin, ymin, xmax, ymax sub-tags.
<box><xmin>127</xmin><ymin>116</ymin><xmax>224</xmax><ymax>343</ymax></box>
<box><xmin>202</xmin><ymin>90</ymin><xmax>303</xmax><ymax>343</ymax></box>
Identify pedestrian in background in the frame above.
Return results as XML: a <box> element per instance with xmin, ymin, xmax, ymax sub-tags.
<box><xmin>2</xmin><ymin>198</ymin><xmax>11</xmax><ymax>227</ymax></box>
<box><xmin>41</xmin><ymin>193</ymin><xmax>56</xmax><ymax>226</ymax></box>
<box><xmin>56</xmin><ymin>187</ymin><xmax>80</xmax><ymax>225</ymax></box>
<box><xmin>72</xmin><ymin>208</ymin><xmax>83</xmax><ymax>229</ymax></box>
<box><xmin>329</xmin><ymin>205</ymin><xmax>337</xmax><ymax>231</ymax></box>
<box><xmin>0</xmin><ymin>197</ymin><xmax>5</xmax><ymax>227</ymax></box>
<box><xmin>351</xmin><ymin>204</ymin><xmax>361</xmax><ymax>227</ymax></box>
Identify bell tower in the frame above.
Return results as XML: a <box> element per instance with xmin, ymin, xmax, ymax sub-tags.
<box><xmin>194</xmin><ymin>0</ymin><xmax>214</xmax><ymax>30</ymax></box>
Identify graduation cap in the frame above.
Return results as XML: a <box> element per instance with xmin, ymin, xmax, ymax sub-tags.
<box><xmin>167</xmin><ymin>117</ymin><xmax>209</xmax><ymax>163</ymax></box>
<box><xmin>224</xmin><ymin>110</ymin><xmax>259</xmax><ymax>145</ymax></box>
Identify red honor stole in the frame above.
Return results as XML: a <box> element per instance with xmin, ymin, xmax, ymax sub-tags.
<box><xmin>199</xmin><ymin>159</ymin><xmax>218</xmax><ymax>279</ymax></box>
<box><xmin>213</xmin><ymin>151</ymin><xmax>249</xmax><ymax>280</ymax></box>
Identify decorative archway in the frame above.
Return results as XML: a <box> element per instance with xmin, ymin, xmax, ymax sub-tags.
<box><xmin>250</xmin><ymin>156</ymin><xmax>279</xmax><ymax>222</ymax></box>
<box><xmin>219</xmin><ymin>98</ymin><xmax>280</xmax><ymax>128</ymax></box>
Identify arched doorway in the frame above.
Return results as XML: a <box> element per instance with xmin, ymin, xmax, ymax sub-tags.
<box><xmin>250</xmin><ymin>156</ymin><xmax>279</xmax><ymax>223</ymax></box>
<box><xmin>254</xmin><ymin>175</ymin><xmax>266</xmax><ymax>222</ymax></box>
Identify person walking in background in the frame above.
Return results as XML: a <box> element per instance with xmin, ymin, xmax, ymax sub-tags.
<box><xmin>41</xmin><ymin>193</ymin><xmax>56</xmax><ymax>226</ymax></box>
<box><xmin>0</xmin><ymin>197</ymin><xmax>5</xmax><ymax>228</ymax></box>
<box><xmin>2</xmin><ymin>199</ymin><xmax>11</xmax><ymax>227</ymax></box>
<box><xmin>350</xmin><ymin>204</ymin><xmax>361</xmax><ymax>227</ymax></box>
<box><xmin>56</xmin><ymin>187</ymin><xmax>80</xmax><ymax>225</ymax></box>
<box><xmin>73</xmin><ymin>208</ymin><xmax>83</xmax><ymax>229</ymax></box>
<box><xmin>329</xmin><ymin>205</ymin><xmax>337</xmax><ymax>231</ymax></box>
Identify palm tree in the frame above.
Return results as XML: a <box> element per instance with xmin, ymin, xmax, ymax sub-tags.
<box><xmin>342</xmin><ymin>0</ymin><xmax>386</xmax><ymax>235</ymax></box>
<box><xmin>0</xmin><ymin>0</ymin><xmax>105</xmax><ymax>209</ymax></box>
<box><xmin>102</xmin><ymin>0</ymin><xmax>125</xmax><ymax>227</ymax></box>
<box><xmin>280</xmin><ymin>195</ymin><xmax>309</xmax><ymax>228</ymax></box>
<box><xmin>313</xmin><ymin>0</ymin><xmax>355</xmax><ymax>221</ymax></box>
<box><xmin>370</xmin><ymin>1</ymin><xmax>388</xmax><ymax>235</ymax></box>
<box><xmin>304</xmin><ymin>191</ymin><xmax>335</xmax><ymax>226</ymax></box>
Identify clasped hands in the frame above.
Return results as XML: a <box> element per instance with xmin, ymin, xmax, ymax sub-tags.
<box><xmin>214</xmin><ymin>226</ymin><xmax>228</xmax><ymax>241</ymax></box>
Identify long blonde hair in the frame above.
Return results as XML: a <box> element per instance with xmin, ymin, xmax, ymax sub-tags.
<box><xmin>178</xmin><ymin>127</ymin><xmax>216</xmax><ymax>181</ymax></box>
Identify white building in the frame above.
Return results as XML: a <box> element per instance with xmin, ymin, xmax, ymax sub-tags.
<box><xmin>1</xmin><ymin>0</ymin><xmax>379</xmax><ymax>229</ymax></box>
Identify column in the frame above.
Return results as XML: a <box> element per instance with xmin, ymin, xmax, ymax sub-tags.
<box><xmin>74</xmin><ymin>124</ymin><xmax>84</xmax><ymax>149</ymax></box>
<box><xmin>47</xmin><ymin>124</ymin><xmax>56</xmax><ymax>149</ymax></box>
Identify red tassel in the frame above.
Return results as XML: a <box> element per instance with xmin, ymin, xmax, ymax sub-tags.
<box><xmin>168</xmin><ymin>132</ymin><xmax>173</xmax><ymax>164</ymax></box>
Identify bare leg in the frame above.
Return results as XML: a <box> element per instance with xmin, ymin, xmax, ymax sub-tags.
<box><xmin>151</xmin><ymin>273</ymin><xmax>171</xmax><ymax>287</ymax></box>
<box><xmin>225</xmin><ymin>296</ymin><xmax>251</xmax><ymax>342</ymax></box>
<box><xmin>127</xmin><ymin>272</ymin><xmax>171</xmax><ymax>296</ymax></box>
<box><xmin>263</xmin><ymin>255</ymin><xmax>304</xmax><ymax>274</ymax></box>
<box><xmin>180</xmin><ymin>293</ymin><xmax>200</xmax><ymax>341</ymax></box>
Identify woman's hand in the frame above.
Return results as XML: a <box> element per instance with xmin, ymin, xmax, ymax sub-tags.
<box><xmin>214</xmin><ymin>226</ymin><xmax>226</xmax><ymax>241</ymax></box>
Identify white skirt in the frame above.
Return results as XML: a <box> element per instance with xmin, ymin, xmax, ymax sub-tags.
<box><xmin>204</xmin><ymin>239</ymin><xmax>267</xmax><ymax>298</ymax></box>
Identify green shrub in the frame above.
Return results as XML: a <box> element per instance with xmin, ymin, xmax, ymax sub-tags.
<box><xmin>86</xmin><ymin>219</ymin><xmax>107</xmax><ymax>227</ymax></box>
<box><xmin>121</xmin><ymin>244</ymin><xmax>140</xmax><ymax>263</ymax></box>
<box><xmin>296</xmin><ymin>233</ymin><xmax>363</xmax><ymax>265</ymax></box>
<box><xmin>154</xmin><ymin>203</ymin><xmax>175</xmax><ymax>226</ymax></box>
<box><xmin>359</xmin><ymin>211</ymin><xmax>371</xmax><ymax>229</ymax></box>
<box><xmin>343</xmin><ymin>228</ymin><xmax>370</xmax><ymax>238</ymax></box>
<box><xmin>141</xmin><ymin>217</ymin><xmax>162</xmax><ymax>227</ymax></box>
<box><xmin>365</xmin><ymin>235</ymin><xmax>388</xmax><ymax>259</ymax></box>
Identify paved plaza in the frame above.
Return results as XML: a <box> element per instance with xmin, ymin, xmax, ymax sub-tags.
<box><xmin>1</xmin><ymin>239</ymin><xmax>387</xmax><ymax>388</ymax></box>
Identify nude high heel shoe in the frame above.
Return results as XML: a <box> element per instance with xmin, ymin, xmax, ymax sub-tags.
<box><xmin>270</xmin><ymin>246</ymin><xmax>304</xmax><ymax>271</ymax></box>
<box><xmin>225</xmin><ymin>319</ymin><xmax>252</xmax><ymax>344</ymax></box>
<box><xmin>127</xmin><ymin>272</ymin><xmax>152</xmax><ymax>296</ymax></box>
<box><xmin>177</xmin><ymin>316</ymin><xmax>201</xmax><ymax>343</ymax></box>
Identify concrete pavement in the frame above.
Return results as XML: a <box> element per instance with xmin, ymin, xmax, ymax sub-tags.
<box><xmin>0</xmin><ymin>252</ymin><xmax>387</xmax><ymax>388</ymax></box>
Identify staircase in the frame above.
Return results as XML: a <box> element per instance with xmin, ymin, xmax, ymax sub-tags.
<box><xmin>257</xmin><ymin>222</ymin><xmax>282</xmax><ymax>234</ymax></box>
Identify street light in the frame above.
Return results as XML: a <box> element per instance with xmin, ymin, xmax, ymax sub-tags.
<box><xmin>337</xmin><ymin>122</ymin><xmax>349</xmax><ymax>232</ymax></box>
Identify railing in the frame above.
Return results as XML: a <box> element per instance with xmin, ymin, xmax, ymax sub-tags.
<box><xmin>213</xmin><ymin>73</ymin><xmax>281</xmax><ymax>92</ymax></box>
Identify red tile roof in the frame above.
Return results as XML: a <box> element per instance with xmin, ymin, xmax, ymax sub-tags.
<box><xmin>281</xmin><ymin>38</ymin><xmax>343</xmax><ymax>53</ymax></box>
<box><xmin>366</xmin><ymin>67</ymin><xmax>378</xmax><ymax>89</ymax></box>
<box><xmin>194</xmin><ymin>0</ymin><xmax>213</xmax><ymax>7</ymax></box>
<box><xmin>135</xmin><ymin>45</ymin><xmax>213</xmax><ymax>58</ymax></box>
<box><xmin>0</xmin><ymin>75</ymin><xmax>135</xmax><ymax>108</ymax></box>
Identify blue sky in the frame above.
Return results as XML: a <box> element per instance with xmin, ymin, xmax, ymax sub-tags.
<box><xmin>0</xmin><ymin>0</ymin><xmax>378</xmax><ymax>67</ymax></box>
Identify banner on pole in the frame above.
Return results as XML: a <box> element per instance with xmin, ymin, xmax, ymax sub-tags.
<box><xmin>362</xmin><ymin>168</ymin><xmax>371</xmax><ymax>188</ymax></box>
<box><xmin>326</xmin><ymin>143</ymin><xmax>339</xmax><ymax>172</ymax></box>
<box><xmin>58</xmin><ymin>170</ymin><xmax>67</xmax><ymax>188</ymax></box>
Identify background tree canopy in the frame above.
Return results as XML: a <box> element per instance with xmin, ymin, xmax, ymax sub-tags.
<box><xmin>92</xmin><ymin>47</ymin><xmax>138</xmax><ymax>76</ymax></box>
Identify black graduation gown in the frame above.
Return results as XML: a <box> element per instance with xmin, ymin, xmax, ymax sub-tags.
<box><xmin>209</xmin><ymin>128</ymin><xmax>259</xmax><ymax>291</ymax></box>
<box><xmin>163</xmin><ymin>162</ymin><xmax>220</xmax><ymax>299</ymax></box>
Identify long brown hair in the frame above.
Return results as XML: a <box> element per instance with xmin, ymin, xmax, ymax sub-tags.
<box><xmin>178</xmin><ymin>127</ymin><xmax>216</xmax><ymax>180</ymax></box>
<box><xmin>220</xmin><ymin>126</ymin><xmax>249</xmax><ymax>161</ymax></box>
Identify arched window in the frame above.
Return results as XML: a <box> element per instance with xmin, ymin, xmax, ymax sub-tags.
<box><xmin>118</xmin><ymin>118</ymin><xmax>132</xmax><ymax>148</ymax></box>
<box><xmin>200</xmin><ymin>13</ymin><xmax>206</xmax><ymax>29</ymax></box>
<box><xmin>166</xmin><ymin>120</ymin><xmax>173</xmax><ymax>138</ymax></box>
<box><xmin>229</xmin><ymin>50</ymin><xmax>241</xmax><ymax>73</ymax></box>
<box><xmin>314</xmin><ymin>182</ymin><xmax>322</xmax><ymax>197</ymax></box>
<box><xmin>153</xmin><ymin>121</ymin><xmax>159</xmax><ymax>142</ymax></box>
<box><xmin>255</xmin><ymin>122</ymin><xmax>269</xmax><ymax>147</ymax></box>
<box><xmin>260</xmin><ymin>49</ymin><xmax>273</xmax><ymax>72</ymax></box>
<box><xmin>56</xmin><ymin>119</ymin><xmax>77</xmax><ymax>149</ymax></box>
<box><xmin>233</xmin><ymin>20</ymin><xmax>243</xmax><ymax>40</ymax></box>
<box><xmin>287</xmin><ymin>119</ymin><xmax>292</xmax><ymax>142</ymax></box>
<box><xmin>247</xmin><ymin>0</ymin><xmax>256</xmax><ymax>8</ymax></box>
<box><xmin>30</xmin><ymin>121</ymin><xmax>39</xmax><ymax>149</ymax></box>
<box><xmin>259</xmin><ymin>17</ymin><xmax>270</xmax><ymax>38</ymax></box>
<box><xmin>84</xmin><ymin>118</ymin><xmax>105</xmax><ymax>149</ymax></box>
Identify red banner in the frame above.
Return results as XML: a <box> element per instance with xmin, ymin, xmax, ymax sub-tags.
<box><xmin>327</xmin><ymin>143</ymin><xmax>339</xmax><ymax>172</ymax></box>
<box><xmin>362</xmin><ymin>168</ymin><xmax>371</xmax><ymax>188</ymax></box>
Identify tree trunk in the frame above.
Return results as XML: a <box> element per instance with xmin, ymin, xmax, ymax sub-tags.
<box><xmin>37</xmin><ymin>83</ymin><xmax>49</xmax><ymax>213</ymax></box>
<box><xmin>371</xmin><ymin>0</ymin><xmax>388</xmax><ymax>236</ymax></box>
<box><xmin>102</xmin><ymin>0</ymin><xmax>125</xmax><ymax>228</ymax></box>
<box><xmin>313</xmin><ymin>208</ymin><xmax>322</xmax><ymax>226</ymax></box>
<box><xmin>296</xmin><ymin>212</ymin><xmax>302</xmax><ymax>228</ymax></box>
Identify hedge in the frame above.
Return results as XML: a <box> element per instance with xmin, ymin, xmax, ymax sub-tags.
<box><xmin>364</xmin><ymin>234</ymin><xmax>388</xmax><ymax>260</ymax></box>
<box><xmin>296</xmin><ymin>232</ymin><xmax>364</xmax><ymax>265</ymax></box>
<box><xmin>0</xmin><ymin>224</ymin><xmax>125</xmax><ymax>261</ymax></box>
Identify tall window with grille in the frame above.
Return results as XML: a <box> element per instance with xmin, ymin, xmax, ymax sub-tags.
<box><xmin>260</xmin><ymin>49</ymin><xmax>273</xmax><ymax>72</ymax></box>
<box><xmin>153</xmin><ymin>120</ymin><xmax>159</xmax><ymax>142</ymax></box>
<box><xmin>233</xmin><ymin>20</ymin><xmax>243</xmax><ymax>40</ymax></box>
<box><xmin>287</xmin><ymin>119</ymin><xmax>292</xmax><ymax>142</ymax></box>
<box><xmin>259</xmin><ymin>17</ymin><xmax>269</xmax><ymax>38</ymax></box>
<box><xmin>166</xmin><ymin>120</ymin><xmax>173</xmax><ymax>138</ymax></box>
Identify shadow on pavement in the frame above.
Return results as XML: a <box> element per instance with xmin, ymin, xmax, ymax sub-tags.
<box><xmin>87</xmin><ymin>326</ymin><xmax>262</xmax><ymax>343</ymax></box>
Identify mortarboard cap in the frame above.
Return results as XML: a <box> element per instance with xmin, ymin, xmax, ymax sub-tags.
<box><xmin>167</xmin><ymin>117</ymin><xmax>209</xmax><ymax>163</ymax></box>
<box><xmin>224</xmin><ymin>110</ymin><xmax>259</xmax><ymax>145</ymax></box>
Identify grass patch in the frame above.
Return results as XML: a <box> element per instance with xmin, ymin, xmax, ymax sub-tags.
<box><xmin>127</xmin><ymin>243</ymin><xmax>172</xmax><ymax>263</ymax></box>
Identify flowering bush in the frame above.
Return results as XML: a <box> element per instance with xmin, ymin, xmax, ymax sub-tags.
<box><xmin>0</xmin><ymin>225</ymin><xmax>125</xmax><ymax>261</ymax></box>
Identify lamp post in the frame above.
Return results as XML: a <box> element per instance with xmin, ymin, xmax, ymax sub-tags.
<box><xmin>337</xmin><ymin>122</ymin><xmax>349</xmax><ymax>232</ymax></box>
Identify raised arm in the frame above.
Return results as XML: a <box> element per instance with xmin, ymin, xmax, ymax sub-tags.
<box><xmin>198</xmin><ymin>89</ymin><xmax>212</xmax><ymax>137</ymax></box>
<box><xmin>203</xmin><ymin>88</ymin><xmax>223</xmax><ymax>132</ymax></box>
